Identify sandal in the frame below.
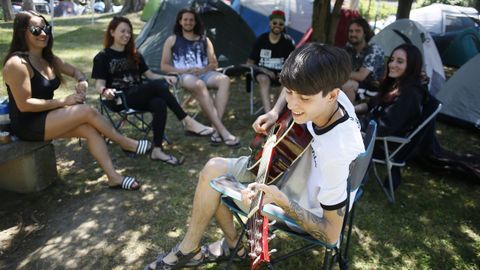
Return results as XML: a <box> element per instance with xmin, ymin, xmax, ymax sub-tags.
<box><xmin>144</xmin><ymin>243</ymin><xmax>203</xmax><ymax>270</ymax></box>
<box><xmin>123</xmin><ymin>139</ymin><xmax>152</xmax><ymax>157</ymax></box>
<box><xmin>210</xmin><ymin>132</ymin><xmax>222</xmax><ymax>146</ymax></box>
<box><xmin>210</xmin><ymin>133</ymin><xmax>240</xmax><ymax>148</ymax></box>
<box><xmin>202</xmin><ymin>237</ymin><xmax>247</xmax><ymax>263</ymax></box>
<box><xmin>185</xmin><ymin>127</ymin><xmax>215</xmax><ymax>137</ymax></box>
<box><xmin>150</xmin><ymin>154</ymin><xmax>185</xmax><ymax>166</ymax></box>
<box><xmin>108</xmin><ymin>176</ymin><xmax>141</xmax><ymax>191</ymax></box>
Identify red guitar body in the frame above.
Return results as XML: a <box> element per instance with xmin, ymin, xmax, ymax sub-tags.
<box><xmin>247</xmin><ymin>110</ymin><xmax>313</xmax><ymax>185</ymax></box>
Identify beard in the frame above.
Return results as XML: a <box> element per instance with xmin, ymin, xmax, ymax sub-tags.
<box><xmin>348</xmin><ymin>36</ymin><xmax>364</xmax><ymax>46</ymax></box>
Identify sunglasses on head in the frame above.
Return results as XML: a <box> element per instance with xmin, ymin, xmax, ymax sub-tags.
<box><xmin>28</xmin><ymin>25</ymin><xmax>52</xmax><ymax>36</ymax></box>
<box><xmin>272</xmin><ymin>21</ymin><xmax>284</xmax><ymax>26</ymax></box>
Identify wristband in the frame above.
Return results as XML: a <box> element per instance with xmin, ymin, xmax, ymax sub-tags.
<box><xmin>78</xmin><ymin>78</ymin><xmax>87</xmax><ymax>83</ymax></box>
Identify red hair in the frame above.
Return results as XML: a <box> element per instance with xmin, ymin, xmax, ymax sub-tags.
<box><xmin>103</xmin><ymin>16</ymin><xmax>140</xmax><ymax>65</ymax></box>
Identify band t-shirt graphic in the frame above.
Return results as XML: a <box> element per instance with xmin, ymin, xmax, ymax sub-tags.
<box><xmin>171</xmin><ymin>35</ymin><xmax>208</xmax><ymax>69</ymax></box>
<box><xmin>249</xmin><ymin>32</ymin><xmax>295</xmax><ymax>73</ymax></box>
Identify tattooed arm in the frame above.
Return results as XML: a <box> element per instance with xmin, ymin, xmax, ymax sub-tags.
<box><xmin>244</xmin><ymin>183</ymin><xmax>346</xmax><ymax>244</ymax></box>
<box><xmin>281</xmin><ymin>199</ymin><xmax>346</xmax><ymax>244</ymax></box>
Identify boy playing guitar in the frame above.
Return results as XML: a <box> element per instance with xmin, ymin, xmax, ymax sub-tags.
<box><xmin>145</xmin><ymin>43</ymin><xmax>365</xmax><ymax>270</ymax></box>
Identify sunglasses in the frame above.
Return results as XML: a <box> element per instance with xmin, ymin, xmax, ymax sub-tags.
<box><xmin>28</xmin><ymin>25</ymin><xmax>52</xmax><ymax>36</ymax></box>
<box><xmin>272</xmin><ymin>21</ymin><xmax>285</xmax><ymax>27</ymax></box>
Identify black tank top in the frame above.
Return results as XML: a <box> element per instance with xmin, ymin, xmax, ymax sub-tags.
<box><xmin>7</xmin><ymin>55</ymin><xmax>61</xmax><ymax>125</ymax></box>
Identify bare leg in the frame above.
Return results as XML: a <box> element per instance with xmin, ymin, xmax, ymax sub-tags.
<box><xmin>58</xmin><ymin>124</ymin><xmax>131</xmax><ymax>186</ymax></box>
<box><xmin>256</xmin><ymin>74</ymin><xmax>272</xmax><ymax>112</ymax></box>
<box><xmin>149</xmin><ymin>157</ymin><xmax>239</xmax><ymax>267</ymax></box>
<box><xmin>44</xmin><ymin>104</ymin><xmax>138</xmax><ymax>152</ymax></box>
<box><xmin>181</xmin><ymin>76</ymin><xmax>236</xmax><ymax>141</ymax></box>
<box><xmin>206</xmin><ymin>73</ymin><xmax>230</xmax><ymax>118</ymax></box>
<box><xmin>341</xmin><ymin>79</ymin><xmax>359</xmax><ymax>103</ymax></box>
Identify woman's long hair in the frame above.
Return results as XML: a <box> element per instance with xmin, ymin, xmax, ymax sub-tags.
<box><xmin>3</xmin><ymin>11</ymin><xmax>63</xmax><ymax>81</ymax></box>
<box><xmin>378</xmin><ymin>44</ymin><xmax>423</xmax><ymax>103</ymax></box>
<box><xmin>173</xmin><ymin>9</ymin><xmax>205</xmax><ymax>36</ymax></box>
<box><xmin>103</xmin><ymin>16</ymin><xmax>140</xmax><ymax>66</ymax></box>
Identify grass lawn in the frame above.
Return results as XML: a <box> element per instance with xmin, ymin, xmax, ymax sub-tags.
<box><xmin>0</xmin><ymin>13</ymin><xmax>479</xmax><ymax>270</ymax></box>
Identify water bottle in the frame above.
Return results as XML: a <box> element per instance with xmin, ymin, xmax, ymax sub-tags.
<box><xmin>0</xmin><ymin>103</ymin><xmax>10</xmax><ymax>126</ymax></box>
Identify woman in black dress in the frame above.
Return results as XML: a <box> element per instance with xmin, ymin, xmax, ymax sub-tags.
<box><xmin>3</xmin><ymin>11</ymin><xmax>148</xmax><ymax>190</ymax></box>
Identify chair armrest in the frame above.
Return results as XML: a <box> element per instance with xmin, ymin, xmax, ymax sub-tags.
<box><xmin>376</xmin><ymin>136</ymin><xmax>410</xmax><ymax>144</ymax></box>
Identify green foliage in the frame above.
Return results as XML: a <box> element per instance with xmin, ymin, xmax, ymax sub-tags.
<box><xmin>419</xmin><ymin>0</ymin><xmax>476</xmax><ymax>7</ymax></box>
<box><xmin>359</xmin><ymin>0</ymin><xmax>397</xmax><ymax>21</ymax></box>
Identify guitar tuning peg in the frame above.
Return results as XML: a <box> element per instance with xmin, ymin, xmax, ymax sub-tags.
<box><xmin>269</xmin><ymin>220</ymin><xmax>277</xmax><ymax>226</ymax></box>
<box><xmin>269</xmin><ymin>249</ymin><xmax>278</xmax><ymax>254</ymax></box>
<box><xmin>268</xmin><ymin>234</ymin><xmax>276</xmax><ymax>241</ymax></box>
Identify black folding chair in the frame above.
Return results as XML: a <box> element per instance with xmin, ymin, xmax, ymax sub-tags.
<box><xmin>211</xmin><ymin>120</ymin><xmax>377</xmax><ymax>269</ymax></box>
<box><xmin>99</xmin><ymin>90</ymin><xmax>152</xmax><ymax>140</ymax></box>
<box><xmin>372</xmin><ymin>94</ymin><xmax>442</xmax><ymax>203</ymax></box>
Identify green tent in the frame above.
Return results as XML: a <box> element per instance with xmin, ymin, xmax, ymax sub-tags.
<box><xmin>442</xmin><ymin>28</ymin><xmax>480</xmax><ymax>68</ymax></box>
<box><xmin>136</xmin><ymin>0</ymin><xmax>256</xmax><ymax>73</ymax></box>
<box><xmin>141</xmin><ymin>0</ymin><xmax>162</xmax><ymax>22</ymax></box>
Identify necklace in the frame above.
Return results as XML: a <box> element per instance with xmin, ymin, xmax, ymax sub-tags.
<box><xmin>314</xmin><ymin>102</ymin><xmax>340</xmax><ymax>131</ymax></box>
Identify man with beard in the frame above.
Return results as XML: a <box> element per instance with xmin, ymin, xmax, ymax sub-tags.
<box><xmin>161</xmin><ymin>8</ymin><xmax>239</xmax><ymax>147</ymax></box>
<box><xmin>246</xmin><ymin>10</ymin><xmax>295</xmax><ymax>112</ymax></box>
<box><xmin>342</xmin><ymin>18</ymin><xmax>385</xmax><ymax>102</ymax></box>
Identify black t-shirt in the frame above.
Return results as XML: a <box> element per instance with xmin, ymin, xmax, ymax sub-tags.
<box><xmin>91</xmin><ymin>48</ymin><xmax>149</xmax><ymax>91</ymax></box>
<box><xmin>249</xmin><ymin>32</ymin><xmax>295</xmax><ymax>72</ymax></box>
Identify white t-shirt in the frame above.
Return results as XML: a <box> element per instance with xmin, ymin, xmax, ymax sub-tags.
<box><xmin>281</xmin><ymin>91</ymin><xmax>364</xmax><ymax>218</ymax></box>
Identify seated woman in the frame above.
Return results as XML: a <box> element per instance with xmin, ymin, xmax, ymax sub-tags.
<box><xmin>92</xmin><ymin>16</ymin><xmax>214</xmax><ymax>165</ymax></box>
<box><xmin>355</xmin><ymin>43</ymin><xmax>427</xmax><ymax>189</ymax></box>
<box><xmin>3</xmin><ymin>11</ymin><xmax>148</xmax><ymax>190</ymax></box>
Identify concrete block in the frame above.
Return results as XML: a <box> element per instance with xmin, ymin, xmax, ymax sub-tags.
<box><xmin>0</xmin><ymin>141</ymin><xmax>58</xmax><ymax>193</ymax></box>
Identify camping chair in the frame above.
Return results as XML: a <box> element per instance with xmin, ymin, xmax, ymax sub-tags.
<box><xmin>372</xmin><ymin>94</ymin><xmax>442</xmax><ymax>203</ymax></box>
<box><xmin>98</xmin><ymin>90</ymin><xmax>153</xmax><ymax>141</ymax></box>
<box><xmin>211</xmin><ymin>120</ymin><xmax>377</xmax><ymax>269</ymax></box>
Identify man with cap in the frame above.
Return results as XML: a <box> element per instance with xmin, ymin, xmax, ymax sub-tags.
<box><xmin>246</xmin><ymin>9</ymin><xmax>295</xmax><ymax>112</ymax></box>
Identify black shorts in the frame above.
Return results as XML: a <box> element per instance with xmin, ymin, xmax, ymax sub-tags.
<box><xmin>11</xmin><ymin>111</ymin><xmax>49</xmax><ymax>141</ymax></box>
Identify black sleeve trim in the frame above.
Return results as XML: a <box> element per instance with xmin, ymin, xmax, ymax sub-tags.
<box><xmin>321</xmin><ymin>199</ymin><xmax>347</xmax><ymax>211</ymax></box>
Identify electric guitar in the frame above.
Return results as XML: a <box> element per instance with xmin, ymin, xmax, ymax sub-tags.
<box><xmin>247</xmin><ymin>110</ymin><xmax>312</xmax><ymax>185</ymax></box>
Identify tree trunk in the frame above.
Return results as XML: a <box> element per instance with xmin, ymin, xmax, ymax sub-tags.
<box><xmin>120</xmin><ymin>0</ymin><xmax>144</xmax><ymax>14</ymax></box>
<box><xmin>1</xmin><ymin>0</ymin><xmax>13</xmax><ymax>21</ymax></box>
<box><xmin>327</xmin><ymin>0</ymin><xmax>344</xmax><ymax>45</ymax></box>
<box><xmin>396</xmin><ymin>0</ymin><xmax>414</xmax><ymax>20</ymax></box>
<box><xmin>312</xmin><ymin>0</ymin><xmax>343</xmax><ymax>45</ymax></box>
<box><xmin>104</xmin><ymin>0</ymin><xmax>112</xmax><ymax>13</ymax></box>
<box><xmin>23</xmin><ymin>0</ymin><xmax>34</xmax><ymax>11</ymax></box>
<box><xmin>311</xmin><ymin>0</ymin><xmax>330</xmax><ymax>43</ymax></box>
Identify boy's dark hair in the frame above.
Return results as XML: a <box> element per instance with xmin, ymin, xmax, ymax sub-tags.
<box><xmin>348</xmin><ymin>18</ymin><xmax>374</xmax><ymax>43</ymax></box>
<box><xmin>280</xmin><ymin>43</ymin><xmax>351</xmax><ymax>96</ymax></box>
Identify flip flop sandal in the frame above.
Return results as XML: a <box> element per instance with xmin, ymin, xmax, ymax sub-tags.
<box><xmin>210</xmin><ymin>133</ymin><xmax>223</xmax><ymax>146</ymax></box>
<box><xmin>223</xmin><ymin>137</ymin><xmax>241</xmax><ymax>148</ymax></box>
<box><xmin>123</xmin><ymin>139</ymin><xmax>152</xmax><ymax>157</ymax></box>
<box><xmin>150</xmin><ymin>154</ymin><xmax>185</xmax><ymax>166</ymax></box>
<box><xmin>202</xmin><ymin>237</ymin><xmax>247</xmax><ymax>263</ymax></box>
<box><xmin>109</xmin><ymin>176</ymin><xmax>141</xmax><ymax>191</ymax></box>
<box><xmin>144</xmin><ymin>243</ymin><xmax>202</xmax><ymax>270</ymax></box>
<box><xmin>185</xmin><ymin>127</ymin><xmax>215</xmax><ymax>137</ymax></box>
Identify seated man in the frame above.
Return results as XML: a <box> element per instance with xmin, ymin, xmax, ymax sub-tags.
<box><xmin>246</xmin><ymin>9</ymin><xmax>295</xmax><ymax>112</ymax></box>
<box><xmin>342</xmin><ymin>18</ymin><xmax>385</xmax><ymax>102</ymax></box>
<box><xmin>161</xmin><ymin>8</ymin><xmax>239</xmax><ymax>147</ymax></box>
<box><xmin>145</xmin><ymin>43</ymin><xmax>365</xmax><ymax>269</ymax></box>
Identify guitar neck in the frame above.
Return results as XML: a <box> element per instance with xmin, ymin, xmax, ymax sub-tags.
<box><xmin>247</xmin><ymin>135</ymin><xmax>276</xmax><ymax>218</ymax></box>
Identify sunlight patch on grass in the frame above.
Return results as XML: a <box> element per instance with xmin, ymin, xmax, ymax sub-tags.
<box><xmin>167</xmin><ymin>228</ymin><xmax>183</xmax><ymax>238</ymax></box>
